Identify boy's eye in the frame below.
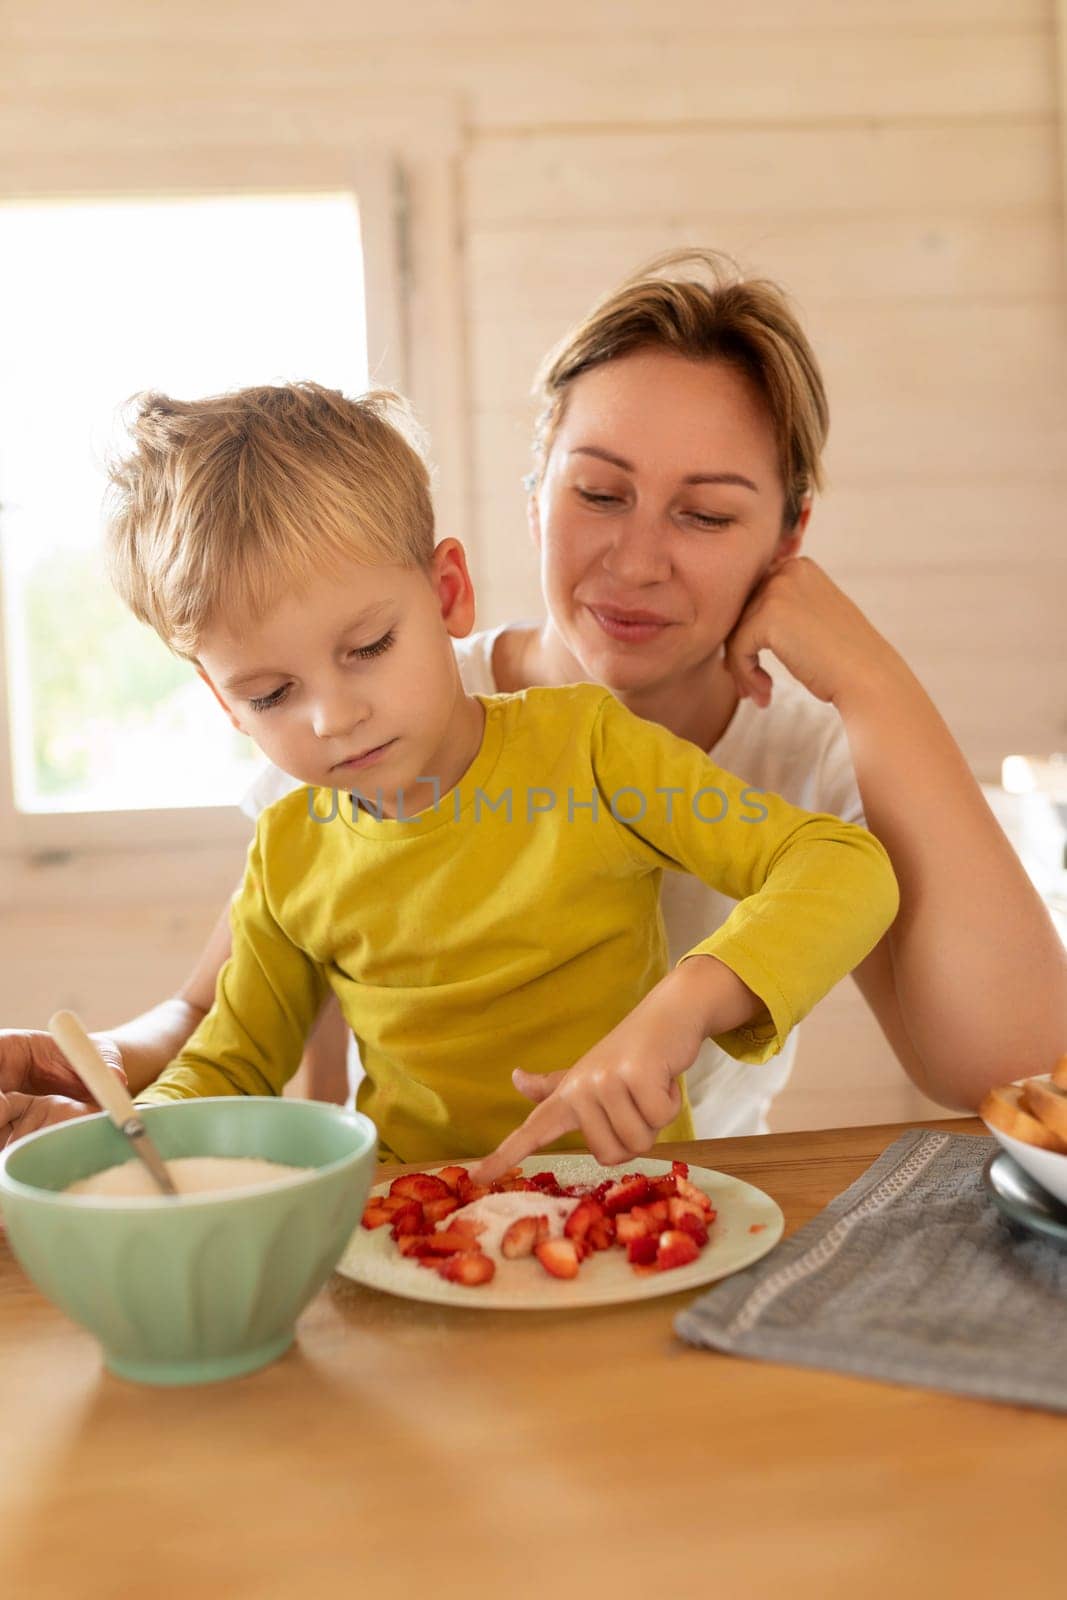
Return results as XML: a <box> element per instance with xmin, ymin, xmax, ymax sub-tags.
<box><xmin>350</xmin><ymin>627</ymin><xmax>396</xmax><ymax>660</ymax></box>
<box><xmin>248</xmin><ymin>683</ymin><xmax>291</xmax><ymax>713</ymax></box>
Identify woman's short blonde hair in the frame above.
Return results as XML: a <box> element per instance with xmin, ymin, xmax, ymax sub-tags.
<box><xmin>105</xmin><ymin>382</ymin><xmax>435</xmax><ymax>658</ymax></box>
<box><xmin>531</xmin><ymin>248</ymin><xmax>829</xmax><ymax>528</ymax></box>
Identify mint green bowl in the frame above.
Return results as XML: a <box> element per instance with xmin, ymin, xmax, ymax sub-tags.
<box><xmin>0</xmin><ymin>1098</ymin><xmax>377</xmax><ymax>1387</ymax></box>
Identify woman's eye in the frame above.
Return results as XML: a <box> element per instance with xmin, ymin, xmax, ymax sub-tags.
<box><xmin>576</xmin><ymin>487</ymin><xmax>623</xmax><ymax>508</ymax></box>
<box><xmin>686</xmin><ymin>511</ymin><xmax>734</xmax><ymax>530</ymax></box>
<box><xmin>248</xmin><ymin>684</ymin><xmax>291</xmax><ymax>713</ymax></box>
<box><xmin>351</xmin><ymin>628</ymin><xmax>396</xmax><ymax>660</ymax></box>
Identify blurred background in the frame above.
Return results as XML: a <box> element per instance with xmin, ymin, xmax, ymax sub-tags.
<box><xmin>1</xmin><ymin>0</ymin><xmax>1065</xmax><ymax>1128</ymax></box>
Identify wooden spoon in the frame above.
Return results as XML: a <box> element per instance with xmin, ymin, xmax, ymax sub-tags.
<box><xmin>48</xmin><ymin>1010</ymin><xmax>178</xmax><ymax>1197</ymax></box>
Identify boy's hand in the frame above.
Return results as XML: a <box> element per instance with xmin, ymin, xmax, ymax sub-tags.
<box><xmin>471</xmin><ymin>958</ymin><xmax>759</xmax><ymax>1184</ymax></box>
<box><xmin>0</xmin><ymin>1029</ymin><xmax>127</xmax><ymax>1150</ymax></box>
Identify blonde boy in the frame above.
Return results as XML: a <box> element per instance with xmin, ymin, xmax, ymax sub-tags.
<box><xmin>107</xmin><ymin>382</ymin><xmax>898</xmax><ymax>1172</ymax></box>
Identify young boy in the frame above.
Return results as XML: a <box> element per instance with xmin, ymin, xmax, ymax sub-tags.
<box><xmin>107</xmin><ymin>381</ymin><xmax>898</xmax><ymax>1174</ymax></box>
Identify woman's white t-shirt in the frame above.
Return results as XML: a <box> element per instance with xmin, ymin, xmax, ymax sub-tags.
<box><xmin>240</xmin><ymin>625</ymin><xmax>866</xmax><ymax>1138</ymax></box>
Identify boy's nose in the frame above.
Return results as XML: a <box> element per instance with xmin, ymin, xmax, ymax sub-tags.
<box><xmin>311</xmin><ymin>688</ymin><xmax>370</xmax><ymax>742</ymax></box>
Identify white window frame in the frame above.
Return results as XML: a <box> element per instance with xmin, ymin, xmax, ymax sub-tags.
<box><xmin>0</xmin><ymin>100</ymin><xmax>468</xmax><ymax>890</ymax></box>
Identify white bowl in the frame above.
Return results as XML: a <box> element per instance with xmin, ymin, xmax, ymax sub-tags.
<box><xmin>982</xmin><ymin>1121</ymin><xmax>1067</xmax><ymax>1208</ymax></box>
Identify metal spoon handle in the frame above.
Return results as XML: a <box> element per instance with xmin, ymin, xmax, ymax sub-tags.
<box><xmin>48</xmin><ymin>1010</ymin><xmax>178</xmax><ymax>1196</ymax></box>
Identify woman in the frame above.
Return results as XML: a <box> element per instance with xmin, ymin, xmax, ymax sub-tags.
<box><xmin>3</xmin><ymin>250</ymin><xmax>1064</xmax><ymax>1146</ymax></box>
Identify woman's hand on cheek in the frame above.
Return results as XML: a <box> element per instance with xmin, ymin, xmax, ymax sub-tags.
<box><xmin>723</xmin><ymin>556</ymin><xmax>902</xmax><ymax>711</ymax></box>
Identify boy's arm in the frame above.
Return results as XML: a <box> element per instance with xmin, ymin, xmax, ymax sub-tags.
<box><xmin>472</xmin><ymin>695</ymin><xmax>900</xmax><ymax>1182</ymax></box>
<box><xmin>137</xmin><ymin>832</ymin><xmax>329</xmax><ymax>1105</ymax></box>
<box><xmin>589</xmin><ymin>692</ymin><xmax>900</xmax><ymax>1062</ymax></box>
<box><xmin>472</xmin><ymin>952</ymin><xmax>760</xmax><ymax>1179</ymax></box>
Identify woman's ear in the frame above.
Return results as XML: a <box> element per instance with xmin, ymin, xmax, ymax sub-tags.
<box><xmin>527</xmin><ymin>492</ymin><xmax>542</xmax><ymax>552</ymax></box>
<box><xmin>775</xmin><ymin>499</ymin><xmax>812</xmax><ymax>566</ymax></box>
<box><xmin>195</xmin><ymin>664</ymin><xmax>247</xmax><ymax>736</ymax></box>
<box><xmin>432</xmin><ymin>538</ymin><xmax>477</xmax><ymax>639</ymax></box>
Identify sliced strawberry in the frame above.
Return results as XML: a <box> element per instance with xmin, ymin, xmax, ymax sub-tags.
<box><xmin>500</xmin><ymin>1215</ymin><xmax>550</xmax><ymax>1259</ymax></box>
<box><xmin>674</xmin><ymin>1212</ymin><xmax>709</xmax><ymax>1247</ymax></box>
<box><xmin>535</xmin><ymin>1238</ymin><xmax>581</xmax><ymax>1279</ymax></box>
<box><xmin>435</xmin><ymin>1165</ymin><xmax>470</xmax><ymax>1195</ymax></box>
<box><xmin>418</xmin><ymin>1228</ymin><xmax>480</xmax><ymax>1255</ymax></box>
<box><xmin>564</xmin><ymin>1199</ymin><xmax>606</xmax><ymax>1244</ymax></box>
<box><xmin>626</xmin><ymin>1235</ymin><xmax>659</xmax><ymax>1266</ymax></box>
<box><xmin>396</xmin><ymin>1234</ymin><xmax>435</xmax><ymax>1257</ymax></box>
<box><xmin>487</xmin><ymin>1167</ymin><xmax>524</xmax><ymax>1190</ymax></box>
<box><xmin>627</xmin><ymin>1203</ymin><xmax>668</xmax><ymax>1235</ymax></box>
<box><xmin>360</xmin><ymin>1203</ymin><xmax>394</xmax><ymax>1230</ymax></box>
<box><xmin>528</xmin><ymin>1171</ymin><xmax>565</xmax><ymax>1196</ymax></box>
<box><xmin>602</xmin><ymin>1174</ymin><xmax>651</xmax><ymax>1215</ymax></box>
<box><xmin>422</xmin><ymin>1196</ymin><xmax>460</xmax><ymax>1225</ymax></box>
<box><xmin>495</xmin><ymin>1177</ymin><xmax>538</xmax><ymax>1193</ymax></box>
<box><xmin>389</xmin><ymin>1173</ymin><xmax>452</xmax><ymax>1204</ymax></box>
<box><xmin>389</xmin><ymin>1203</ymin><xmax>425</xmax><ymax>1239</ymax></box>
<box><xmin>378</xmin><ymin>1193</ymin><xmax>413</xmax><ymax>1216</ymax></box>
<box><xmin>647</xmin><ymin>1175</ymin><xmax>680</xmax><ymax>1203</ymax></box>
<box><xmin>676</xmin><ymin>1176</ymin><xmax>713</xmax><ymax>1215</ymax></box>
<box><xmin>437</xmin><ymin>1252</ymin><xmax>495</xmax><ymax>1286</ymax></box>
<box><xmin>615</xmin><ymin>1211</ymin><xmax>656</xmax><ymax>1243</ymax></box>
<box><xmin>586</xmin><ymin>1216</ymin><xmax>616</xmax><ymax>1251</ymax></box>
<box><xmin>671</xmin><ymin>1159</ymin><xmax>690</xmax><ymax>1180</ymax></box>
<box><xmin>668</xmin><ymin>1197</ymin><xmax>706</xmax><ymax>1227</ymax></box>
<box><xmin>656</xmin><ymin>1230</ymin><xmax>700</xmax><ymax>1271</ymax></box>
<box><xmin>448</xmin><ymin>1217</ymin><xmax>486</xmax><ymax>1243</ymax></box>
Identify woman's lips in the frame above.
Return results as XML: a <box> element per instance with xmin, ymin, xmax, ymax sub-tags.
<box><xmin>332</xmin><ymin>739</ymin><xmax>396</xmax><ymax>774</ymax></box>
<box><xmin>587</xmin><ymin>605</ymin><xmax>671</xmax><ymax>643</ymax></box>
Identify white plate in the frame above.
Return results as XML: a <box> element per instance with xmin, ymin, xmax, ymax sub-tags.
<box><xmin>334</xmin><ymin>1154</ymin><xmax>784</xmax><ymax>1309</ymax></box>
<box><xmin>983</xmin><ymin>1124</ymin><xmax>1067</xmax><ymax>1207</ymax></box>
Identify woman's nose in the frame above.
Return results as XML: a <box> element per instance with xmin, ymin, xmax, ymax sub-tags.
<box><xmin>601</xmin><ymin>512</ymin><xmax>671</xmax><ymax>586</ymax></box>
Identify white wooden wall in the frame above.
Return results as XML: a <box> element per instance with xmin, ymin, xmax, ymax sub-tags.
<box><xmin>2</xmin><ymin>0</ymin><xmax>1065</xmax><ymax>1130</ymax></box>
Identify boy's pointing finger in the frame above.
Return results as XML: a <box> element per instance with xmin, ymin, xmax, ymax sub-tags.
<box><xmin>468</xmin><ymin>1096</ymin><xmax>576</xmax><ymax>1186</ymax></box>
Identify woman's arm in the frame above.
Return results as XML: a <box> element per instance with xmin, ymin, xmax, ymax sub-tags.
<box><xmin>1</xmin><ymin>882</ymin><xmax>351</xmax><ymax>1112</ymax></box>
<box><xmin>108</xmin><ymin>893</ymin><xmax>235</xmax><ymax>1094</ymax></box>
<box><xmin>724</xmin><ymin>556</ymin><xmax>1067</xmax><ymax>1110</ymax></box>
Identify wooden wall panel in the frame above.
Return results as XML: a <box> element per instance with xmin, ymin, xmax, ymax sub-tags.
<box><xmin>3</xmin><ymin>1</ymin><xmax>1053</xmax><ymax>41</ymax></box>
<box><xmin>468</xmin><ymin>125</ymin><xmax>1058</xmax><ymax>224</ymax></box>
<box><xmin>468</xmin><ymin>216</ymin><xmax>1065</xmax><ymax>312</ymax></box>
<box><xmin>5</xmin><ymin>32</ymin><xmax>1054</xmax><ymax>129</ymax></box>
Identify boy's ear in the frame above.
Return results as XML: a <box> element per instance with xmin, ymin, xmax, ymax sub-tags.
<box><xmin>431</xmin><ymin>538</ymin><xmax>477</xmax><ymax>640</ymax></box>
<box><xmin>195</xmin><ymin>664</ymin><xmax>248</xmax><ymax>736</ymax></box>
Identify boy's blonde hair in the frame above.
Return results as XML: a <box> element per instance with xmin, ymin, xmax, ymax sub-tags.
<box><xmin>105</xmin><ymin>382</ymin><xmax>435</xmax><ymax>659</ymax></box>
<box><xmin>531</xmin><ymin>248</ymin><xmax>829</xmax><ymax>528</ymax></box>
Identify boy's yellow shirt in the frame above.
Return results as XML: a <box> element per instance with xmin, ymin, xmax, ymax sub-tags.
<box><xmin>139</xmin><ymin>685</ymin><xmax>898</xmax><ymax>1162</ymax></box>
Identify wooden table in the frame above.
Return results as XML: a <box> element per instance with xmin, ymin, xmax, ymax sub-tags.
<box><xmin>1</xmin><ymin>1117</ymin><xmax>1062</xmax><ymax>1600</ymax></box>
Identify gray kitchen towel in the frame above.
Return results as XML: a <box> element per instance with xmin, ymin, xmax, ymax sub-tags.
<box><xmin>675</xmin><ymin>1129</ymin><xmax>1067</xmax><ymax>1413</ymax></box>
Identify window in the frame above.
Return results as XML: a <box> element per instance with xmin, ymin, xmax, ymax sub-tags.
<box><xmin>0</xmin><ymin>192</ymin><xmax>377</xmax><ymax>839</ymax></box>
